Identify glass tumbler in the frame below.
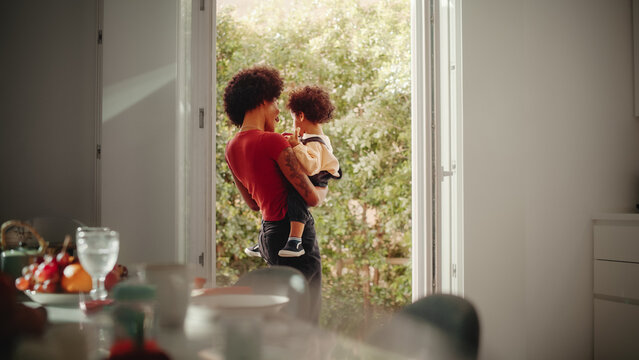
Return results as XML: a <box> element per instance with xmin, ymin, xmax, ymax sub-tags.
<box><xmin>76</xmin><ymin>227</ymin><xmax>120</xmax><ymax>300</ymax></box>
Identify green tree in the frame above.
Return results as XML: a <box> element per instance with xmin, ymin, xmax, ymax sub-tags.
<box><xmin>216</xmin><ymin>0</ymin><xmax>411</xmax><ymax>337</ymax></box>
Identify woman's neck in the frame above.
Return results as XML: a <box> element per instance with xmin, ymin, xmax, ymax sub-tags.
<box><xmin>241</xmin><ymin>109</ymin><xmax>264</xmax><ymax>131</ymax></box>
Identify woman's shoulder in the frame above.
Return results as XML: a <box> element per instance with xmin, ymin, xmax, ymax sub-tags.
<box><xmin>261</xmin><ymin>131</ymin><xmax>289</xmax><ymax>145</ymax></box>
<box><xmin>261</xmin><ymin>131</ymin><xmax>286</xmax><ymax>139</ymax></box>
<box><xmin>260</xmin><ymin>131</ymin><xmax>290</xmax><ymax>158</ymax></box>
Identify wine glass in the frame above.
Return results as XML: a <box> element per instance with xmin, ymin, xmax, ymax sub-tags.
<box><xmin>76</xmin><ymin>227</ymin><xmax>119</xmax><ymax>300</ymax></box>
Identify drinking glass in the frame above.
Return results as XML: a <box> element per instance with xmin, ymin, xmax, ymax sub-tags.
<box><xmin>76</xmin><ymin>227</ymin><xmax>119</xmax><ymax>300</ymax></box>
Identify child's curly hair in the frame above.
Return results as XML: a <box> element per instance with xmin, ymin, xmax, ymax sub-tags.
<box><xmin>287</xmin><ymin>85</ymin><xmax>335</xmax><ymax>124</ymax></box>
<box><xmin>223</xmin><ymin>65</ymin><xmax>283</xmax><ymax>127</ymax></box>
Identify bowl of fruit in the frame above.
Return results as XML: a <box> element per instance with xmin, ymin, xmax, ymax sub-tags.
<box><xmin>15</xmin><ymin>235</ymin><xmax>127</xmax><ymax>306</ymax></box>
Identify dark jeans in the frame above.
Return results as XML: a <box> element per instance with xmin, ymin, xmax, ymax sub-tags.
<box><xmin>259</xmin><ymin>215</ymin><xmax>322</xmax><ymax>323</ymax></box>
<box><xmin>286</xmin><ymin>189</ymin><xmax>312</xmax><ymax>224</ymax></box>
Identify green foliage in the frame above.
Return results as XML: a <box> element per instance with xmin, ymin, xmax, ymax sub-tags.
<box><xmin>216</xmin><ymin>0</ymin><xmax>412</xmax><ymax>334</ymax></box>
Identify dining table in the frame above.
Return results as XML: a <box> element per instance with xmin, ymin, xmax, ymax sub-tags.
<box><xmin>12</xmin><ymin>297</ymin><xmax>413</xmax><ymax>360</ymax></box>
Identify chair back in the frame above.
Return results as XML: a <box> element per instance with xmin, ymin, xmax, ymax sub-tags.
<box><xmin>235</xmin><ymin>265</ymin><xmax>311</xmax><ymax>321</ymax></box>
<box><xmin>368</xmin><ymin>294</ymin><xmax>480</xmax><ymax>360</ymax></box>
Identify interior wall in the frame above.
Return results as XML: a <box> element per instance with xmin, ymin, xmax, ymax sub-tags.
<box><xmin>0</xmin><ymin>1</ymin><xmax>98</xmax><ymax>226</ymax></box>
<box><xmin>101</xmin><ymin>0</ymin><xmax>178</xmax><ymax>265</ymax></box>
<box><xmin>463</xmin><ymin>0</ymin><xmax>639</xmax><ymax>359</ymax></box>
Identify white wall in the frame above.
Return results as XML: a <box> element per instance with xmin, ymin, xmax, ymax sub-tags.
<box><xmin>0</xmin><ymin>0</ymin><xmax>99</xmax><ymax>226</ymax></box>
<box><xmin>463</xmin><ymin>0</ymin><xmax>639</xmax><ymax>359</ymax></box>
<box><xmin>101</xmin><ymin>0</ymin><xmax>178</xmax><ymax>265</ymax></box>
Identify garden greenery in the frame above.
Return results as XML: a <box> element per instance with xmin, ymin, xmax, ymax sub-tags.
<box><xmin>216</xmin><ymin>0</ymin><xmax>411</xmax><ymax>336</ymax></box>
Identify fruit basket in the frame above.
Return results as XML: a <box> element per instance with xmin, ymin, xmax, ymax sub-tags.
<box><xmin>3</xmin><ymin>220</ymin><xmax>128</xmax><ymax>304</ymax></box>
<box><xmin>1</xmin><ymin>220</ymin><xmax>48</xmax><ymax>280</ymax></box>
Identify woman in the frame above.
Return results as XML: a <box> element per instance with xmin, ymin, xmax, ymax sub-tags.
<box><xmin>223</xmin><ymin>65</ymin><xmax>327</xmax><ymax>322</ymax></box>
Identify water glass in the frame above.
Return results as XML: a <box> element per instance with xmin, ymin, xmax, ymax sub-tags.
<box><xmin>76</xmin><ymin>227</ymin><xmax>119</xmax><ymax>300</ymax></box>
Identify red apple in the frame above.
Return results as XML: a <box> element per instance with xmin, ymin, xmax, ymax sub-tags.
<box><xmin>34</xmin><ymin>262</ymin><xmax>59</xmax><ymax>283</ymax></box>
<box><xmin>41</xmin><ymin>279</ymin><xmax>58</xmax><ymax>293</ymax></box>
<box><xmin>104</xmin><ymin>269</ymin><xmax>121</xmax><ymax>291</ymax></box>
<box><xmin>43</xmin><ymin>253</ymin><xmax>56</xmax><ymax>264</ymax></box>
<box><xmin>56</xmin><ymin>252</ymin><xmax>70</xmax><ymax>267</ymax></box>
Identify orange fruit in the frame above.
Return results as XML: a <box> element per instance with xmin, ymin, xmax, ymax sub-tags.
<box><xmin>61</xmin><ymin>263</ymin><xmax>92</xmax><ymax>293</ymax></box>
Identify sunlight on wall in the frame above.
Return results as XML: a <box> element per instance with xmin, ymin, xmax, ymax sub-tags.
<box><xmin>103</xmin><ymin>63</ymin><xmax>176</xmax><ymax>122</ymax></box>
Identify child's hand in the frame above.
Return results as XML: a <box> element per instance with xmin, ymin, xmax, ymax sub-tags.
<box><xmin>287</xmin><ymin>127</ymin><xmax>301</xmax><ymax>147</ymax></box>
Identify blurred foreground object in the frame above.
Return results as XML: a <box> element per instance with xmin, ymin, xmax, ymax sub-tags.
<box><xmin>108</xmin><ymin>282</ymin><xmax>171</xmax><ymax>359</ymax></box>
<box><xmin>191</xmin><ymin>285</ymin><xmax>252</xmax><ymax>297</ymax></box>
<box><xmin>12</xmin><ymin>324</ymin><xmax>88</xmax><ymax>360</ymax></box>
<box><xmin>0</xmin><ymin>271</ymin><xmax>48</xmax><ymax>358</ymax></box>
<box><xmin>109</xmin><ymin>339</ymin><xmax>171</xmax><ymax>360</ymax></box>
<box><xmin>137</xmin><ymin>263</ymin><xmax>190</xmax><ymax>328</ymax></box>
<box><xmin>193</xmin><ymin>276</ymin><xmax>206</xmax><ymax>289</ymax></box>
<box><xmin>235</xmin><ymin>265</ymin><xmax>311</xmax><ymax>321</ymax></box>
<box><xmin>368</xmin><ymin>294</ymin><xmax>480</xmax><ymax>360</ymax></box>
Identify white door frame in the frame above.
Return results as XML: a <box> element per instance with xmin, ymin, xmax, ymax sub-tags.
<box><xmin>412</xmin><ymin>0</ymin><xmax>464</xmax><ymax>300</ymax></box>
<box><xmin>177</xmin><ymin>0</ymin><xmax>214</xmax><ymax>283</ymax></box>
<box><xmin>411</xmin><ymin>0</ymin><xmax>435</xmax><ymax>301</ymax></box>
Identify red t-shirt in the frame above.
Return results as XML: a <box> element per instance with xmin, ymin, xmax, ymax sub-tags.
<box><xmin>225</xmin><ymin>130</ymin><xmax>291</xmax><ymax>221</ymax></box>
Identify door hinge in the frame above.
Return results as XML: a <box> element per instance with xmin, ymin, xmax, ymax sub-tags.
<box><xmin>452</xmin><ymin>263</ymin><xmax>457</xmax><ymax>278</ymax></box>
<box><xmin>199</xmin><ymin>108</ymin><xmax>204</xmax><ymax>128</ymax></box>
<box><xmin>440</xmin><ymin>163</ymin><xmax>456</xmax><ymax>182</ymax></box>
<box><xmin>96</xmin><ymin>144</ymin><xmax>101</xmax><ymax>159</ymax></box>
<box><xmin>200</xmin><ymin>0</ymin><xmax>205</xmax><ymax>11</ymax></box>
<box><xmin>98</xmin><ymin>30</ymin><xmax>103</xmax><ymax>44</ymax></box>
<box><xmin>198</xmin><ymin>252</ymin><xmax>204</xmax><ymax>267</ymax></box>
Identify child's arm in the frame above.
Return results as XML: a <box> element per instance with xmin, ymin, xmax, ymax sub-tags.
<box><xmin>285</xmin><ymin>128</ymin><xmax>323</xmax><ymax>175</ymax></box>
<box><xmin>292</xmin><ymin>142</ymin><xmax>323</xmax><ymax>176</ymax></box>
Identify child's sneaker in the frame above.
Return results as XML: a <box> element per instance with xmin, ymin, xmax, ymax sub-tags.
<box><xmin>244</xmin><ymin>243</ymin><xmax>261</xmax><ymax>257</ymax></box>
<box><xmin>278</xmin><ymin>239</ymin><xmax>305</xmax><ymax>257</ymax></box>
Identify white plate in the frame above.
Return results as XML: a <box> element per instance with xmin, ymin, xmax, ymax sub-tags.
<box><xmin>24</xmin><ymin>290</ymin><xmax>80</xmax><ymax>306</ymax></box>
<box><xmin>191</xmin><ymin>294</ymin><xmax>289</xmax><ymax>316</ymax></box>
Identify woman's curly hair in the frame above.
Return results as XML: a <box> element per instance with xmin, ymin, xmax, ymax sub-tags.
<box><xmin>223</xmin><ymin>65</ymin><xmax>283</xmax><ymax>127</ymax></box>
<box><xmin>287</xmin><ymin>85</ymin><xmax>335</xmax><ymax>124</ymax></box>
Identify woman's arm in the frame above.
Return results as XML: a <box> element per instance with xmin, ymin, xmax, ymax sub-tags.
<box><xmin>276</xmin><ymin>147</ymin><xmax>321</xmax><ymax>207</ymax></box>
<box><xmin>230</xmin><ymin>170</ymin><xmax>259</xmax><ymax>211</ymax></box>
